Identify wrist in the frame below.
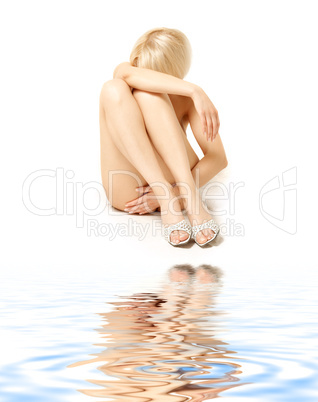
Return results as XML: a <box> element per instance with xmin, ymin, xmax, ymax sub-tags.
<box><xmin>190</xmin><ymin>84</ymin><xmax>203</xmax><ymax>99</ymax></box>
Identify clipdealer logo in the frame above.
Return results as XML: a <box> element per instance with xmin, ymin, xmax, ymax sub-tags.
<box><xmin>22</xmin><ymin>167</ymin><xmax>275</xmax><ymax>239</ymax></box>
<box><xmin>259</xmin><ymin>167</ymin><xmax>297</xmax><ymax>234</ymax></box>
<box><xmin>21</xmin><ymin>167</ymin><xmax>106</xmax><ymax>228</ymax></box>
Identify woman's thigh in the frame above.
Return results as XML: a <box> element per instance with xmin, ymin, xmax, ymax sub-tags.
<box><xmin>99</xmin><ymin>89</ymin><xmax>199</xmax><ymax>211</ymax></box>
<box><xmin>100</xmin><ymin>103</ymin><xmax>146</xmax><ymax>211</ymax></box>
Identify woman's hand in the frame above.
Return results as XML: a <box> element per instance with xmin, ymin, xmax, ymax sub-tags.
<box><xmin>124</xmin><ymin>186</ymin><xmax>160</xmax><ymax>215</ymax></box>
<box><xmin>191</xmin><ymin>86</ymin><xmax>220</xmax><ymax>142</ymax></box>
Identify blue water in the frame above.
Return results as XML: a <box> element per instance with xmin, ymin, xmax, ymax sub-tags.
<box><xmin>1</xmin><ymin>264</ymin><xmax>317</xmax><ymax>401</ymax></box>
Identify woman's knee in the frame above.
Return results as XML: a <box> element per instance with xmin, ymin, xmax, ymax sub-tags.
<box><xmin>100</xmin><ymin>79</ymin><xmax>131</xmax><ymax>105</ymax></box>
<box><xmin>205</xmin><ymin>150</ymin><xmax>228</xmax><ymax>169</ymax></box>
<box><xmin>203</xmin><ymin>134</ymin><xmax>228</xmax><ymax>168</ymax></box>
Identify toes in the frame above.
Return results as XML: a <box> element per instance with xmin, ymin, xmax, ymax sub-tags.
<box><xmin>170</xmin><ymin>231</ymin><xmax>180</xmax><ymax>245</ymax></box>
<box><xmin>202</xmin><ymin>228</ymin><xmax>211</xmax><ymax>238</ymax></box>
<box><xmin>170</xmin><ymin>230</ymin><xmax>189</xmax><ymax>244</ymax></box>
<box><xmin>196</xmin><ymin>231</ymin><xmax>208</xmax><ymax>244</ymax></box>
<box><xmin>178</xmin><ymin>230</ymin><xmax>189</xmax><ymax>241</ymax></box>
<box><xmin>202</xmin><ymin>228</ymin><xmax>215</xmax><ymax>239</ymax></box>
<box><xmin>196</xmin><ymin>228</ymin><xmax>216</xmax><ymax>244</ymax></box>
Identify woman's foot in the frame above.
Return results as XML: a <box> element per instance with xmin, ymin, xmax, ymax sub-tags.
<box><xmin>184</xmin><ymin>190</ymin><xmax>217</xmax><ymax>245</ymax></box>
<box><xmin>158</xmin><ymin>188</ymin><xmax>190</xmax><ymax>245</ymax></box>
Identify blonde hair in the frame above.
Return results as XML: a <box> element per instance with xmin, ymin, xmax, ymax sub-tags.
<box><xmin>129</xmin><ymin>27</ymin><xmax>192</xmax><ymax>79</ymax></box>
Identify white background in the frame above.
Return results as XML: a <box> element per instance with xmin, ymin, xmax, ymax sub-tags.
<box><xmin>0</xmin><ymin>0</ymin><xmax>317</xmax><ymax>280</ymax></box>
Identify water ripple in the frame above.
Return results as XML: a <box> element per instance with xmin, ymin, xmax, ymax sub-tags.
<box><xmin>1</xmin><ymin>264</ymin><xmax>318</xmax><ymax>401</ymax></box>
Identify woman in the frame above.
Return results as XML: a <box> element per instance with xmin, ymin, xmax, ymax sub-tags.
<box><xmin>99</xmin><ymin>27</ymin><xmax>228</xmax><ymax>246</ymax></box>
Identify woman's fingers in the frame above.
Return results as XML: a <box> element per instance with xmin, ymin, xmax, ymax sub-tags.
<box><xmin>126</xmin><ymin>201</ymin><xmax>146</xmax><ymax>214</ymax></box>
<box><xmin>124</xmin><ymin>194</ymin><xmax>148</xmax><ymax>212</ymax></box>
<box><xmin>211</xmin><ymin>114</ymin><xmax>218</xmax><ymax>141</ymax></box>
<box><xmin>201</xmin><ymin>114</ymin><xmax>208</xmax><ymax>142</ymax></box>
<box><xmin>138</xmin><ymin>203</ymin><xmax>153</xmax><ymax>214</ymax></box>
<box><xmin>208</xmin><ymin>108</ymin><xmax>220</xmax><ymax>142</ymax></box>
<box><xmin>192</xmin><ymin>87</ymin><xmax>220</xmax><ymax>142</ymax></box>
<box><xmin>125</xmin><ymin>197</ymin><xmax>143</xmax><ymax>208</ymax></box>
<box><xmin>125</xmin><ymin>193</ymin><xmax>158</xmax><ymax>214</ymax></box>
<box><xmin>206</xmin><ymin>115</ymin><xmax>213</xmax><ymax>141</ymax></box>
<box><xmin>214</xmin><ymin>110</ymin><xmax>220</xmax><ymax>139</ymax></box>
<box><xmin>203</xmin><ymin>112</ymin><xmax>220</xmax><ymax>142</ymax></box>
<box><xmin>135</xmin><ymin>201</ymin><xmax>156</xmax><ymax>214</ymax></box>
<box><xmin>136</xmin><ymin>185</ymin><xmax>150</xmax><ymax>193</ymax></box>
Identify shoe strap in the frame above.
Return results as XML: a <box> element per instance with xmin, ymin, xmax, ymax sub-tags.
<box><xmin>191</xmin><ymin>219</ymin><xmax>219</xmax><ymax>239</ymax></box>
<box><xmin>164</xmin><ymin>219</ymin><xmax>192</xmax><ymax>242</ymax></box>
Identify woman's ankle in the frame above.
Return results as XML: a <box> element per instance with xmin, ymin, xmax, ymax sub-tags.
<box><xmin>171</xmin><ymin>184</ymin><xmax>186</xmax><ymax>210</ymax></box>
<box><xmin>178</xmin><ymin>186</ymin><xmax>201</xmax><ymax>215</ymax></box>
<box><xmin>172</xmin><ymin>183</ymin><xmax>198</xmax><ymax>211</ymax></box>
<box><xmin>157</xmin><ymin>189</ymin><xmax>183</xmax><ymax>221</ymax></box>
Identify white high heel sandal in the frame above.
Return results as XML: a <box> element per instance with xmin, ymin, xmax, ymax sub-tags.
<box><xmin>191</xmin><ymin>219</ymin><xmax>219</xmax><ymax>247</ymax></box>
<box><xmin>164</xmin><ymin>219</ymin><xmax>192</xmax><ymax>246</ymax></box>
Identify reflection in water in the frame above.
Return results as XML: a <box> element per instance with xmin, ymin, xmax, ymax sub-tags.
<box><xmin>69</xmin><ymin>264</ymin><xmax>248</xmax><ymax>401</ymax></box>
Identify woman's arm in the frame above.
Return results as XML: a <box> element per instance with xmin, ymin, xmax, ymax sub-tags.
<box><xmin>113</xmin><ymin>62</ymin><xmax>197</xmax><ymax>97</ymax></box>
<box><xmin>113</xmin><ymin>62</ymin><xmax>219</xmax><ymax>142</ymax></box>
